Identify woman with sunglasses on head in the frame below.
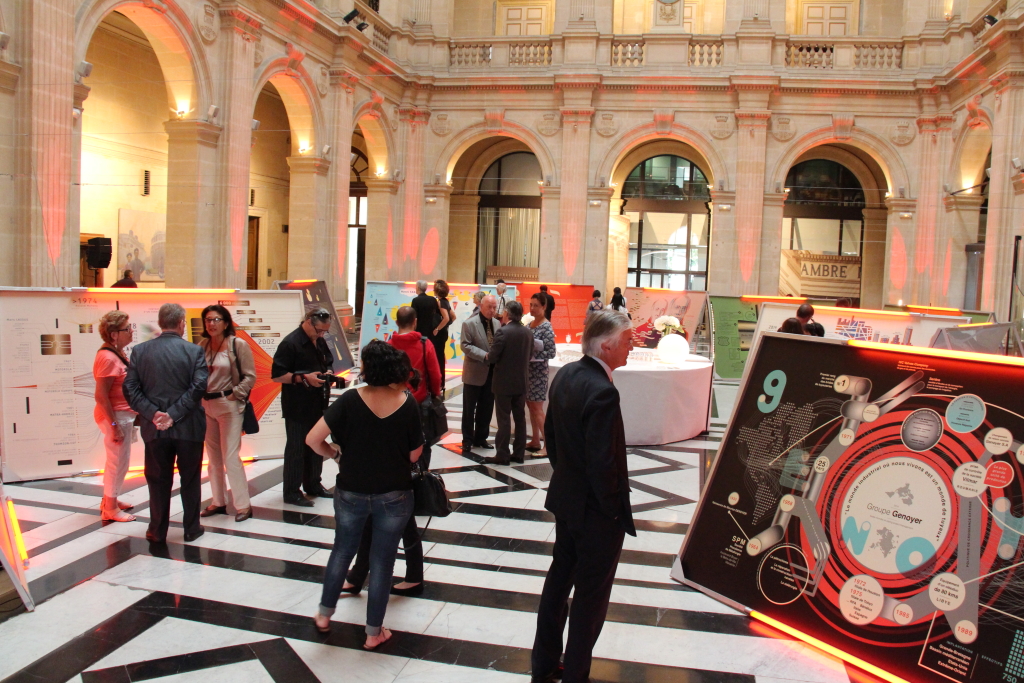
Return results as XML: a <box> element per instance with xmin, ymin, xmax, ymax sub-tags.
<box><xmin>197</xmin><ymin>305</ymin><xmax>257</xmax><ymax>522</ymax></box>
<box><xmin>94</xmin><ymin>310</ymin><xmax>138</xmax><ymax>522</ymax></box>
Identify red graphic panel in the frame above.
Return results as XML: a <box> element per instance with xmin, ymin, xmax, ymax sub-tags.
<box><xmin>236</xmin><ymin>329</ymin><xmax>280</xmax><ymax>420</ymax></box>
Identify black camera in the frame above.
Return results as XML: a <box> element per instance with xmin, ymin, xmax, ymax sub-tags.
<box><xmin>317</xmin><ymin>373</ymin><xmax>346</xmax><ymax>388</ymax></box>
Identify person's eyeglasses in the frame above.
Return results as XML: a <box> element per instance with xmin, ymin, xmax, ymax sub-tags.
<box><xmin>115</xmin><ymin>328</ymin><xmax>132</xmax><ymax>334</ymax></box>
<box><xmin>314</xmin><ymin>325</ymin><xmax>331</xmax><ymax>334</ymax></box>
<box><xmin>205</xmin><ymin>317</ymin><xmax>224</xmax><ymax>324</ymax></box>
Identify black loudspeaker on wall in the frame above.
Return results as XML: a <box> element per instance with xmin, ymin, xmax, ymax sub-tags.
<box><xmin>86</xmin><ymin>237</ymin><xmax>112</xmax><ymax>269</ymax></box>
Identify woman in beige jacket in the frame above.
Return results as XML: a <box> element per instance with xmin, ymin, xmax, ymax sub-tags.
<box><xmin>197</xmin><ymin>304</ymin><xmax>258</xmax><ymax>522</ymax></box>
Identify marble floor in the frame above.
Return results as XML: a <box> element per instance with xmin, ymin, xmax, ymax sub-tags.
<box><xmin>0</xmin><ymin>382</ymin><xmax>884</xmax><ymax>683</ymax></box>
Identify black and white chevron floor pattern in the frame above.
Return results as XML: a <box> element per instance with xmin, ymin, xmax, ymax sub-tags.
<box><xmin>0</xmin><ymin>382</ymin><xmax>885</xmax><ymax>683</ymax></box>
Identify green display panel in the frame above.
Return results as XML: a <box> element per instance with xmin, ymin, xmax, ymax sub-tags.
<box><xmin>709</xmin><ymin>296</ymin><xmax>758</xmax><ymax>379</ymax></box>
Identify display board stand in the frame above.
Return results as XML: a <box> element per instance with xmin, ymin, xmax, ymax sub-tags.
<box><xmin>676</xmin><ymin>333</ymin><xmax>1024</xmax><ymax>683</ymax></box>
<box><xmin>0</xmin><ymin>483</ymin><xmax>33</xmax><ymax>611</ymax></box>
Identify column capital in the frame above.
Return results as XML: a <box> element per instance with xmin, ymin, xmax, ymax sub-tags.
<box><xmin>0</xmin><ymin>60</ymin><xmax>19</xmax><ymax>95</ymax></box>
<box><xmin>365</xmin><ymin>178</ymin><xmax>401</xmax><ymax>194</ymax></box>
<box><xmin>398</xmin><ymin>106</ymin><xmax>431</xmax><ymax>126</ymax></box>
<box><xmin>220</xmin><ymin>5</ymin><xmax>262</xmax><ymax>41</ymax></box>
<box><xmin>942</xmin><ymin>194</ymin><xmax>986</xmax><ymax>211</ymax></box>
<box><xmin>561</xmin><ymin>109</ymin><xmax>594</xmax><ymax>124</ymax></box>
<box><xmin>587</xmin><ymin>186</ymin><xmax>615</xmax><ymax>201</ymax></box>
<box><xmin>539</xmin><ymin>185</ymin><xmax>561</xmax><ymax>199</ymax></box>
<box><xmin>73</xmin><ymin>83</ymin><xmax>90</xmax><ymax>109</ymax></box>
<box><xmin>885</xmin><ymin>197</ymin><xmax>917</xmax><ymax>214</ymax></box>
<box><xmin>424</xmin><ymin>183</ymin><xmax>453</xmax><ymax>199</ymax></box>
<box><xmin>860</xmin><ymin>207</ymin><xmax>889</xmax><ymax>222</ymax></box>
<box><xmin>329</xmin><ymin>67</ymin><xmax>360</xmax><ymax>92</ymax></box>
<box><xmin>164</xmin><ymin>119</ymin><xmax>222</xmax><ymax>147</ymax></box>
<box><xmin>287</xmin><ymin>156</ymin><xmax>331</xmax><ymax>175</ymax></box>
<box><xmin>762</xmin><ymin>191</ymin><xmax>787</xmax><ymax>208</ymax></box>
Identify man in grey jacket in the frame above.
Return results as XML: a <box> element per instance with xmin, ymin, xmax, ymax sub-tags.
<box><xmin>483</xmin><ymin>300</ymin><xmax>534</xmax><ymax>465</ymax></box>
<box><xmin>460</xmin><ymin>294</ymin><xmax>500</xmax><ymax>451</ymax></box>
<box><xmin>124</xmin><ymin>303</ymin><xmax>208</xmax><ymax>544</ymax></box>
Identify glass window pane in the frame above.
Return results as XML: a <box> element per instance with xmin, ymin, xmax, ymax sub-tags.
<box><xmin>690</xmin><ymin>213</ymin><xmax>708</xmax><ymax>246</ymax></box>
<box><xmin>643</xmin><ymin>212</ymin><xmax>688</xmax><ymax>246</ymax></box>
<box><xmin>626</xmin><ymin>211</ymin><xmax>641</xmax><ymax>247</ymax></box>
<box><xmin>358</xmin><ymin>197</ymin><xmax>367</xmax><ymax>226</ymax></box>
<box><xmin>628</xmin><ymin>249</ymin><xmax>638</xmax><ymax>268</ymax></box>
<box><xmin>348</xmin><ymin>196</ymin><xmax>358</xmax><ymax>226</ymax></box>
<box><xmin>690</xmin><ymin>246</ymin><xmax>708</xmax><ymax>272</ymax></box>
<box><xmin>842</xmin><ymin>220</ymin><xmax>862</xmax><ymax>256</ymax></box>
<box><xmin>790</xmin><ymin>217</ymin><xmax>841</xmax><ymax>253</ymax></box>
<box><xmin>689</xmin><ymin>275</ymin><xmax>706</xmax><ymax>291</ymax></box>
<box><xmin>479</xmin><ymin>161</ymin><xmax>501</xmax><ymax>195</ymax></box>
<box><xmin>498</xmin><ymin>153</ymin><xmax>542</xmax><ymax>196</ymax></box>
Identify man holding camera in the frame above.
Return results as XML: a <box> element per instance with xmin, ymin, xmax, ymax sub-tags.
<box><xmin>272</xmin><ymin>307</ymin><xmax>337</xmax><ymax>506</ymax></box>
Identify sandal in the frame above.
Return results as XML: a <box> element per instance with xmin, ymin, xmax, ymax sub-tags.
<box><xmin>116</xmin><ymin>500</ymin><xmax>134</xmax><ymax>511</ymax></box>
<box><xmin>363</xmin><ymin>628</ymin><xmax>392</xmax><ymax>650</ymax></box>
<box><xmin>313</xmin><ymin>613</ymin><xmax>331</xmax><ymax>633</ymax></box>
<box><xmin>101</xmin><ymin>509</ymin><xmax>136</xmax><ymax>523</ymax></box>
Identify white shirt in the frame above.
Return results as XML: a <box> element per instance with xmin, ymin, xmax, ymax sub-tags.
<box><xmin>590</xmin><ymin>355</ymin><xmax>614</xmax><ymax>383</ymax></box>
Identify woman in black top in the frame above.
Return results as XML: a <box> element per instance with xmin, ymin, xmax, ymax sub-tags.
<box><xmin>307</xmin><ymin>340</ymin><xmax>422</xmax><ymax>650</ymax></box>
<box><xmin>431</xmin><ymin>279</ymin><xmax>453</xmax><ymax>384</ymax></box>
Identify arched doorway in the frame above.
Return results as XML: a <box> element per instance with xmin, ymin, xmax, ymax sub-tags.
<box><xmin>348</xmin><ymin>140</ymin><xmax>369</xmax><ymax>314</ymax></box>
<box><xmin>248</xmin><ymin>82</ymin><xmax>291</xmax><ymax>289</ymax></box>
<box><xmin>620</xmin><ymin>154</ymin><xmax>711</xmax><ymax>290</ymax></box>
<box><xmin>779</xmin><ymin>159</ymin><xmax>866</xmax><ymax>303</ymax></box>
<box><xmin>476</xmin><ymin>152</ymin><xmax>543</xmax><ymax>283</ymax></box>
<box><xmin>80</xmin><ymin>11</ymin><xmax>173</xmax><ymax>287</ymax></box>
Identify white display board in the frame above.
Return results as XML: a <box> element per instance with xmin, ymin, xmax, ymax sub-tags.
<box><xmin>753</xmin><ymin>302</ymin><xmax>969</xmax><ymax>348</ymax></box>
<box><xmin>0</xmin><ymin>288</ymin><xmax>304</xmax><ymax>483</ymax></box>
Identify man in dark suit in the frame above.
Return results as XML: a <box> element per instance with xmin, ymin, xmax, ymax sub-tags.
<box><xmin>483</xmin><ymin>301</ymin><xmax>534</xmax><ymax>465</ymax></box>
<box><xmin>531</xmin><ymin>310</ymin><xmax>636</xmax><ymax>683</ymax></box>
<box><xmin>460</xmin><ymin>294</ymin><xmax>500</xmax><ymax>450</ymax></box>
<box><xmin>123</xmin><ymin>303</ymin><xmax>208</xmax><ymax>544</ymax></box>
<box><xmin>110</xmin><ymin>269</ymin><xmax>137</xmax><ymax>288</ymax></box>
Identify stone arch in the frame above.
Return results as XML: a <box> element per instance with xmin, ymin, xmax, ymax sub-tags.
<box><xmin>75</xmin><ymin>0</ymin><xmax>211</xmax><ymax>114</ymax></box>
<box><xmin>433</xmin><ymin>121</ymin><xmax>558</xmax><ymax>186</ymax></box>
<box><xmin>253</xmin><ymin>61</ymin><xmax>326</xmax><ymax>156</ymax></box>
<box><xmin>596</xmin><ymin>122</ymin><xmax>730</xmax><ymax>193</ymax></box>
<box><xmin>768</xmin><ymin>125</ymin><xmax>910</xmax><ymax>197</ymax></box>
<box><xmin>790</xmin><ymin>144</ymin><xmax>889</xmax><ymax>205</ymax></box>
<box><xmin>352</xmin><ymin>98</ymin><xmax>394</xmax><ymax>176</ymax></box>
<box><xmin>458</xmin><ymin>138</ymin><xmax>536</xmax><ymax>194</ymax></box>
<box><xmin>950</xmin><ymin>115</ymin><xmax>993</xmax><ymax>191</ymax></box>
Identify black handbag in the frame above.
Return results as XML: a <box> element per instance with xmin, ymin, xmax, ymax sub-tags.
<box><xmin>232</xmin><ymin>338</ymin><xmax>260</xmax><ymax>435</ymax></box>
<box><xmin>418</xmin><ymin>338</ymin><xmax>448</xmax><ymax>446</ymax></box>
<box><xmin>411</xmin><ymin>462</ymin><xmax>452</xmax><ymax>517</ymax></box>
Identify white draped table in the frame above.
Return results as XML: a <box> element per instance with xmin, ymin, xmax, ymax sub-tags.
<box><xmin>546</xmin><ymin>344</ymin><xmax>714</xmax><ymax>446</ymax></box>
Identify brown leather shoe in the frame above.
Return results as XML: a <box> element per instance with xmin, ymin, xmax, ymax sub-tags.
<box><xmin>234</xmin><ymin>508</ymin><xmax>252</xmax><ymax>522</ymax></box>
<box><xmin>200</xmin><ymin>505</ymin><xmax>227</xmax><ymax>517</ymax></box>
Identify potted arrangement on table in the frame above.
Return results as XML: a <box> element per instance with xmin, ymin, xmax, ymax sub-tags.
<box><xmin>653</xmin><ymin>315</ymin><xmax>690</xmax><ymax>364</ymax></box>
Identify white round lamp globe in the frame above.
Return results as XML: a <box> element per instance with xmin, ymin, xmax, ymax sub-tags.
<box><xmin>657</xmin><ymin>333</ymin><xmax>690</xmax><ymax>365</ymax></box>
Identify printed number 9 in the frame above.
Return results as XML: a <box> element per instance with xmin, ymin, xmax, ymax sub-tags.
<box><xmin>758</xmin><ymin>370</ymin><xmax>787</xmax><ymax>414</ymax></box>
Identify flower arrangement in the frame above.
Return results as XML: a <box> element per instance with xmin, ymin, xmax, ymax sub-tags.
<box><xmin>521</xmin><ymin>313</ymin><xmax>535</xmax><ymax>326</ymax></box>
<box><xmin>653</xmin><ymin>315</ymin><xmax>685</xmax><ymax>337</ymax></box>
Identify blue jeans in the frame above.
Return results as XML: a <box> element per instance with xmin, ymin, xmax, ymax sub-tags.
<box><xmin>319</xmin><ymin>488</ymin><xmax>413</xmax><ymax>636</ymax></box>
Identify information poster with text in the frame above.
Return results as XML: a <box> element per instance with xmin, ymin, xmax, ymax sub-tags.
<box><xmin>359</xmin><ymin>282</ymin><xmax>516</xmax><ymax>372</ymax></box>
<box><xmin>272</xmin><ymin>279</ymin><xmax>355</xmax><ymax>372</ymax></box>
<box><xmin>515</xmin><ymin>283</ymin><xmax>592</xmax><ymax>343</ymax></box>
<box><xmin>0</xmin><ymin>288</ymin><xmax>303</xmax><ymax>482</ymax></box>
<box><xmin>709</xmin><ymin>296</ymin><xmax>759</xmax><ymax>379</ymax></box>
<box><xmin>676</xmin><ymin>333</ymin><xmax>1024</xmax><ymax>683</ymax></box>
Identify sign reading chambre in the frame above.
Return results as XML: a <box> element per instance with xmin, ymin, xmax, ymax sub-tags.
<box><xmin>675</xmin><ymin>333</ymin><xmax>1024</xmax><ymax>683</ymax></box>
<box><xmin>780</xmin><ymin>250</ymin><xmax>861</xmax><ymax>300</ymax></box>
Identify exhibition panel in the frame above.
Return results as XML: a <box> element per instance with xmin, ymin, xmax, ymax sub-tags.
<box><xmin>271</xmin><ymin>279</ymin><xmax>355</xmax><ymax>371</ymax></box>
<box><xmin>515</xmin><ymin>282</ymin><xmax>594</xmax><ymax>342</ymax></box>
<box><xmin>676</xmin><ymin>332</ymin><xmax>1024</xmax><ymax>683</ymax></box>
<box><xmin>358</xmin><ymin>281</ymin><xmax>517</xmax><ymax>371</ymax></box>
<box><xmin>625</xmin><ymin>287</ymin><xmax>708</xmax><ymax>352</ymax></box>
<box><xmin>0</xmin><ymin>288</ymin><xmax>304</xmax><ymax>482</ymax></box>
<box><xmin>0</xmin><ymin>482</ymin><xmax>33</xmax><ymax>612</ymax></box>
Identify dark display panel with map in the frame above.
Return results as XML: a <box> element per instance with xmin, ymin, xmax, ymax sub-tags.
<box><xmin>676</xmin><ymin>333</ymin><xmax>1024</xmax><ymax>682</ymax></box>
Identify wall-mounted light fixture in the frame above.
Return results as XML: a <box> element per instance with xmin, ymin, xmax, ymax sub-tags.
<box><xmin>251</xmin><ymin>119</ymin><xmax>261</xmax><ymax>131</ymax></box>
<box><xmin>0</xmin><ymin>32</ymin><xmax>10</xmax><ymax>51</ymax></box>
<box><xmin>983</xmin><ymin>14</ymin><xmax>998</xmax><ymax>26</ymax></box>
<box><xmin>426</xmin><ymin>197</ymin><xmax>437</xmax><ymax>204</ymax></box>
<box><xmin>356</xmin><ymin>22</ymin><xmax>369</xmax><ymax>31</ymax></box>
<box><xmin>899</xmin><ymin>212</ymin><xmax>913</xmax><ymax>219</ymax></box>
<box><xmin>343</xmin><ymin>9</ymin><xmax>360</xmax><ymax>23</ymax></box>
<box><xmin>207</xmin><ymin>105</ymin><xmax>220</xmax><ymax>120</ymax></box>
<box><xmin>718</xmin><ymin>204</ymin><xmax>732</xmax><ymax>211</ymax></box>
<box><xmin>588</xmin><ymin>200</ymin><xmax>602</xmax><ymax>206</ymax></box>
<box><xmin>322</xmin><ymin>144</ymin><xmax>331</xmax><ymax>157</ymax></box>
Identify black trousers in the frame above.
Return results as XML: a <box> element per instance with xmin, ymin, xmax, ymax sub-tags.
<box><xmin>346</xmin><ymin>513</ymin><xmax>424</xmax><ymax>586</ymax></box>
<box><xmin>494</xmin><ymin>392</ymin><xmax>527</xmax><ymax>463</ymax></box>
<box><xmin>532</xmin><ymin>506</ymin><xmax>626</xmax><ymax>683</ymax></box>
<box><xmin>144</xmin><ymin>438</ymin><xmax>204</xmax><ymax>541</ymax></box>
<box><xmin>432</xmin><ymin>334</ymin><xmax>447</xmax><ymax>389</ymax></box>
<box><xmin>461</xmin><ymin>369</ymin><xmax>493</xmax><ymax>446</ymax></box>
<box><xmin>283</xmin><ymin>414</ymin><xmax>324</xmax><ymax>498</ymax></box>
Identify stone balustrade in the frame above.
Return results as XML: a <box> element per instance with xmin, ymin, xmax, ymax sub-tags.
<box><xmin>611</xmin><ymin>40</ymin><xmax>645</xmax><ymax>67</ymax></box>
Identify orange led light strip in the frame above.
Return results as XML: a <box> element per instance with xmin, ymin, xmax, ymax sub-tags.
<box><xmin>6</xmin><ymin>499</ymin><xmax>28</xmax><ymax>567</ymax></box>
<box><xmin>814</xmin><ymin>305</ymin><xmax>912</xmax><ymax>318</ymax></box>
<box><xmin>87</xmin><ymin>288</ymin><xmax>238</xmax><ymax>294</ymax></box>
<box><xmin>957</xmin><ymin>321</ymin><xmax>998</xmax><ymax>328</ymax></box>
<box><xmin>288</xmin><ymin>279</ymin><xmax>318</xmax><ymax>283</ymax></box>
<box><xmin>848</xmin><ymin>339</ymin><xmax>1024</xmax><ymax>367</ymax></box>
<box><xmin>749</xmin><ymin>612</ymin><xmax>910</xmax><ymax>683</ymax></box>
<box><xmin>741</xmin><ymin>295</ymin><xmax>808</xmax><ymax>303</ymax></box>
<box><xmin>906</xmin><ymin>305</ymin><xmax>962</xmax><ymax>314</ymax></box>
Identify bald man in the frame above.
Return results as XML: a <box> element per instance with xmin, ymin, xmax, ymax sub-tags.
<box><xmin>459</xmin><ymin>294</ymin><xmax>500</xmax><ymax>451</ymax></box>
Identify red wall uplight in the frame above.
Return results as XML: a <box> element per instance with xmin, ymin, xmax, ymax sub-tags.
<box><xmin>889</xmin><ymin>227</ymin><xmax>907</xmax><ymax>290</ymax></box>
<box><xmin>421</xmin><ymin>227</ymin><xmax>440</xmax><ymax>274</ymax></box>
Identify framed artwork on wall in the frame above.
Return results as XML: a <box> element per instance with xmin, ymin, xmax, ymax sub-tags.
<box><xmin>117</xmin><ymin>209</ymin><xmax>166</xmax><ymax>283</ymax></box>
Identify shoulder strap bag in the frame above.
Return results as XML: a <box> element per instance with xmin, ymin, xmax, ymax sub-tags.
<box><xmin>232</xmin><ymin>337</ymin><xmax>260</xmax><ymax>435</ymax></box>
<box><xmin>418</xmin><ymin>337</ymin><xmax>448</xmax><ymax>447</ymax></box>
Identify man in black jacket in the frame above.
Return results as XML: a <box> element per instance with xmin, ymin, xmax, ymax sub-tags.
<box><xmin>483</xmin><ymin>301</ymin><xmax>534</xmax><ymax>465</ymax></box>
<box><xmin>124</xmin><ymin>303</ymin><xmax>208</xmax><ymax>544</ymax></box>
<box><xmin>531</xmin><ymin>310</ymin><xmax>636</xmax><ymax>683</ymax></box>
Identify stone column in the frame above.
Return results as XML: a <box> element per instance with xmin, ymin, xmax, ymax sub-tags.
<box><xmin>399</xmin><ymin>106</ymin><xmax>431</xmax><ymax>280</ymax></box>
<box><xmin>883</xmin><ymin>198</ymin><xmax>918</xmax><ymax>306</ymax></box>
<box><xmin>19</xmin><ymin>0</ymin><xmax>78</xmax><ymax>286</ymax></box>
<box><xmin>557</xmin><ymin>108</ymin><xmax>594</xmax><ymax>283</ymax></box>
<box><xmin>910</xmin><ymin>111</ymin><xmax>954</xmax><ymax>306</ymax></box>
<box><xmin>607</xmin><ymin>197</ymin><xmax>630</xmax><ymax>301</ymax></box>
<box><xmin>537</xmin><ymin>186</ymin><xmax>561</xmax><ymax>282</ymax></box>
<box><xmin>580</xmin><ymin>186</ymin><xmax>613</xmax><ymax>292</ymax></box>
<box><xmin>981</xmin><ymin>73</ymin><xmax>1024</xmax><ymax>319</ymax></box>
<box><xmin>163</xmin><ymin>121</ymin><xmax>223</xmax><ymax>288</ymax></box>
<box><xmin>941</xmin><ymin>195</ymin><xmax>985</xmax><ymax>309</ymax></box>
<box><xmin>327</xmin><ymin>68</ymin><xmax>359</xmax><ymax>302</ymax></box>
<box><xmin>423</xmin><ymin>184</ymin><xmax>452</xmax><ymax>282</ymax></box>
<box><xmin>364</xmin><ymin>178</ymin><xmax>401</xmax><ymax>282</ymax></box>
<box><xmin>447</xmin><ymin>194</ymin><xmax>480</xmax><ymax>283</ymax></box>
<box><xmin>732</xmin><ymin>106</ymin><xmax>771</xmax><ymax>294</ymax></box>
<box><xmin>69</xmin><ymin>84</ymin><xmax>89</xmax><ymax>282</ymax></box>
<box><xmin>286</xmin><ymin>156</ymin><xmax>331</xmax><ymax>281</ymax></box>
<box><xmin>860</xmin><ymin>208</ymin><xmax>889</xmax><ymax>310</ymax></box>
<box><xmin>758</xmin><ymin>192</ymin><xmax>787</xmax><ymax>294</ymax></box>
<box><xmin>707</xmin><ymin>190</ymin><xmax>737</xmax><ymax>295</ymax></box>
<box><xmin>215</xmin><ymin>6</ymin><xmax>261</xmax><ymax>288</ymax></box>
